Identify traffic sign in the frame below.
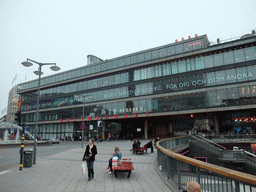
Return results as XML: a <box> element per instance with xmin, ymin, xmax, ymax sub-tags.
<box><xmin>81</xmin><ymin>123</ymin><xmax>85</xmax><ymax>129</ymax></box>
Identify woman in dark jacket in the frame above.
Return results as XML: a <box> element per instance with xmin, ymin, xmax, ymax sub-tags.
<box><xmin>82</xmin><ymin>139</ymin><xmax>97</xmax><ymax>181</ymax></box>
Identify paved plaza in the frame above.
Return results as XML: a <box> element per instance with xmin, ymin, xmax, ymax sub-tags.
<box><xmin>0</xmin><ymin>140</ymin><xmax>181</xmax><ymax>192</ymax></box>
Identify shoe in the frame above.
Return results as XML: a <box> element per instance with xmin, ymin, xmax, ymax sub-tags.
<box><xmin>108</xmin><ymin>171</ymin><xmax>113</xmax><ymax>175</ymax></box>
<box><xmin>88</xmin><ymin>178</ymin><xmax>91</xmax><ymax>181</ymax></box>
<box><xmin>106</xmin><ymin>167</ymin><xmax>109</xmax><ymax>169</ymax></box>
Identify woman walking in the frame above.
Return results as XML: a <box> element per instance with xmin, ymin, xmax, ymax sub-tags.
<box><xmin>82</xmin><ymin>139</ymin><xmax>97</xmax><ymax>181</ymax></box>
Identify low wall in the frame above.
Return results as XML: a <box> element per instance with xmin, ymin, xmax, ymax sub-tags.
<box><xmin>0</xmin><ymin>141</ymin><xmax>52</xmax><ymax>149</ymax></box>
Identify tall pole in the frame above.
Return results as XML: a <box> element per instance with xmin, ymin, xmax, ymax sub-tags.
<box><xmin>81</xmin><ymin>97</ymin><xmax>85</xmax><ymax>148</ymax></box>
<box><xmin>34</xmin><ymin>64</ymin><xmax>42</xmax><ymax>164</ymax></box>
<box><xmin>89</xmin><ymin>120</ymin><xmax>90</xmax><ymax>140</ymax></box>
<box><xmin>97</xmin><ymin>122</ymin><xmax>98</xmax><ymax>144</ymax></box>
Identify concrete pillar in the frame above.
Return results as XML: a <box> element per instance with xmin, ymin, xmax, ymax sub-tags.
<box><xmin>102</xmin><ymin>121</ymin><xmax>106</xmax><ymax>140</ymax></box>
<box><xmin>214</xmin><ymin>115</ymin><xmax>220</xmax><ymax>136</ymax></box>
<box><xmin>144</xmin><ymin>119</ymin><xmax>148</xmax><ymax>140</ymax></box>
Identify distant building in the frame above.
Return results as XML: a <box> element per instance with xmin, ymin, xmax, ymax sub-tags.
<box><xmin>17</xmin><ymin>31</ymin><xmax>256</xmax><ymax>140</ymax></box>
<box><xmin>0</xmin><ymin>115</ymin><xmax>7</xmax><ymax>122</ymax></box>
<box><xmin>7</xmin><ymin>86</ymin><xmax>19</xmax><ymax>123</ymax></box>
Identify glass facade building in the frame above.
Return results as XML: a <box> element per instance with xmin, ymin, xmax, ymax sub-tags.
<box><xmin>18</xmin><ymin>33</ymin><xmax>256</xmax><ymax>140</ymax></box>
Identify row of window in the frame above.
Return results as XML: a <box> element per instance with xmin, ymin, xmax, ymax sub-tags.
<box><xmin>21</xmin><ymin>65</ymin><xmax>256</xmax><ymax>105</ymax></box>
<box><xmin>21</xmin><ymin>72</ymin><xmax>129</xmax><ymax>101</ymax></box>
<box><xmin>27</xmin><ymin>123</ymin><xmax>74</xmax><ymax>139</ymax></box>
<box><xmin>18</xmin><ymin>39</ymin><xmax>204</xmax><ymax>91</ymax></box>
<box><xmin>134</xmin><ymin>46</ymin><xmax>256</xmax><ymax>80</ymax></box>
<box><xmin>24</xmin><ymin>84</ymin><xmax>256</xmax><ymax>123</ymax></box>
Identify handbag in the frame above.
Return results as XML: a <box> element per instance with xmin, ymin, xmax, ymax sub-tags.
<box><xmin>84</xmin><ymin>156</ymin><xmax>91</xmax><ymax>161</ymax></box>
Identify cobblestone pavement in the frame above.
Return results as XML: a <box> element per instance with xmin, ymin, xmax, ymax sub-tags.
<box><xmin>0</xmin><ymin>140</ymin><xmax>181</xmax><ymax>192</ymax></box>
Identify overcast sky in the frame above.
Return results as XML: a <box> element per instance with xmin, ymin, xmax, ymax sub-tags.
<box><xmin>0</xmin><ymin>0</ymin><xmax>255</xmax><ymax>117</ymax></box>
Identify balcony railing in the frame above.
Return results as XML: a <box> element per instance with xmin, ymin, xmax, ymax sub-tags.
<box><xmin>157</xmin><ymin>136</ymin><xmax>256</xmax><ymax>192</ymax></box>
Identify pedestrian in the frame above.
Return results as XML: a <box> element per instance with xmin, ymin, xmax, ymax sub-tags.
<box><xmin>144</xmin><ymin>140</ymin><xmax>154</xmax><ymax>153</ymax></box>
<box><xmin>107</xmin><ymin>147</ymin><xmax>122</xmax><ymax>174</ymax></box>
<box><xmin>82</xmin><ymin>139</ymin><xmax>97</xmax><ymax>181</ymax></box>
<box><xmin>154</xmin><ymin>137</ymin><xmax>161</xmax><ymax>147</ymax></box>
<box><xmin>136</xmin><ymin>140</ymin><xmax>141</xmax><ymax>148</ymax></box>
<box><xmin>185</xmin><ymin>181</ymin><xmax>201</xmax><ymax>192</ymax></box>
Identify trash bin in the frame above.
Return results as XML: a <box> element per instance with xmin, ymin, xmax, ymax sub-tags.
<box><xmin>23</xmin><ymin>149</ymin><xmax>33</xmax><ymax>168</ymax></box>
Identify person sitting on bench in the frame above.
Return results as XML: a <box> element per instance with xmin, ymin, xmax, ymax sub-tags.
<box><xmin>107</xmin><ymin>147</ymin><xmax>122</xmax><ymax>174</ymax></box>
<box><xmin>130</xmin><ymin>141</ymin><xmax>137</xmax><ymax>152</ymax></box>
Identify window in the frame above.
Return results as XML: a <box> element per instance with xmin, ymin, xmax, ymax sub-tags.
<box><xmin>159</xmin><ymin>48</ymin><xmax>167</xmax><ymax>57</ymax></box>
<box><xmin>106</xmin><ymin>61</ymin><xmax>112</xmax><ymax>70</ymax></box>
<box><xmin>131</xmin><ymin>55</ymin><xmax>137</xmax><ymax>64</ymax></box>
<box><xmin>166</xmin><ymin>62</ymin><xmax>172</xmax><ymax>75</ymax></box>
<box><xmin>239</xmin><ymin>86</ymin><xmax>251</xmax><ymax>98</ymax></box>
<box><xmin>195</xmin><ymin>56</ymin><xmax>204</xmax><ymax>70</ymax></box>
<box><xmin>162</xmin><ymin>63</ymin><xmax>167</xmax><ymax>76</ymax></box>
<box><xmin>204</xmin><ymin>55</ymin><xmax>214</xmax><ymax>68</ymax></box>
<box><xmin>175</xmin><ymin>44</ymin><xmax>184</xmax><ymax>54</ymax></box>
<box><xmin>227</xmin><ymin>88</ymin><xmax>239</xmax><ymax>101</ymax></box>
<box><xmin>68</xmin><ymin>72</ymin><xmax>71</xmax><ymax>79</ymax></box>
<box><xmin>141</xmin><ymin>68</ymin><xmax>146</xmax><ymax>79</ymax></box>
<box><xmin>152</xmin><ymin>50</ymin><xmax>159</xmax><ymax>59</ymax></box>
<box><xmin>154</xmin><ymin>65</ymin><xmax>162</xmax><ymax>77</ymax></box>
<box><xmin>190</xmin><ymin>58</ymin><xmax>196</xmax><ymax>71</ymax></box>
<box><xmin>145</xmin><ymin>52</ymin><xmax>151</xmax><ymax>61</ymax></box>
<box><xmin>214</xmin><ymin>53</ymin><xmax>224</xmax><ymax>67</ymax></box>
<box><xmin>124</xmin><ymin>57</ymin><xmax>130</xmax><ymax>66</ymax></box>
<box><xmin>147</xmin><ymin>66</ymin><xmax>154</xmax><ymax>79</ymax></box>
<box><xmin>96</xmin><ymin>64</ymin><xmax>100</xmax><ymax>72</ymax></box>
<box><xmin>138</xmin><ymin>54</ymin><xmax>144</xmax><ymax>62</ymax></box>
<box><xmin>115</xmin><ymin>74</ymin><xmax>121</xmax><ymax>84</ymax></box>
<box><xmin>245</xmin><ymin>46</ymin><xmax>256</xmax><ymax>61</ymax></box>
<box><xmin>85</xmin><ymin>67</ymin><xmax>91</xmax><ymax>75</ymax></box>
<box><xmin>171</xmin><ymin>61</ymin><xmax>178</xmax><ymax>74</ymax></box>
<box><xmin>91</xmin><ymin>66</ymin><xmax>96</xmax><ymax>73</ymax></box>
<box><xmin>184</xmin><ymin>42</ymin><xmax>193</xmax><ymax>52</ymax></box>
<box><xmin>234</xmin><ymin>49</ymin><xmax>245</xmax><ymax>63</ymax></box>
<box><xmin>71</xmin><ymin>71</ymin><xmax>76</xmax><ymax>78</ymax></box>
<box><xmin>109</xmin><ymin>75</ymin><xmax>115</xmax><ymax>85</ymax></box>
<box><xmin>207</xmin><ymin>90</ymin><xmax>217</xmax><ymax>106</ymax></box>
<box><xmin>118</xmin><ymin>58</ymin><xmax>125</xmax><ymax>67</ymax></box>
<box><xmin>223</xmin><ymin>51</ymin><xmax>234</xmax><ymax>65</ymax></box>
<box><xmin>100</xmin><ymin>63</ymin><xmax>106</xmax><ymax>71</ymax></box>
<box><xmin>178</xmin><ymin>60</ymin><xmax>186</xmax><ymax>73</ymax></box>
<box><xmin>97</xmin><ymin>78</ymin><xmax>103</xmax><ymax>87</ymax></box>
<box><xmin>186</xmin><ymin>59</ymin><xmax>191</xmax><ymax>71</ymax></box>
<box><xmin>167</xmin><ymin>46</ymin><xmax>175</xmax><ymax>56</ymax></box>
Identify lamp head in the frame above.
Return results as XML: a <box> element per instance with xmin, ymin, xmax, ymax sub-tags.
<box><xmin>33</xmin><ymin>70</ymin><xmax>43</xmax><ymax>76</ymax></box>
<box><xmin>21</xmin><ymin>61</ymin><xmax>33</xmax><ymax>67</ymax></box>
<box><xmin>50</xmin><ymin>65</ymin><xmax>60</xmax><ymax>71</ymax></box>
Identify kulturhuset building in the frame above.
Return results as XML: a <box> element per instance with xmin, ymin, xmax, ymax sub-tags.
<box><xmin>18</xmin><ymin>31</ymin><xmax>256</xmax><ymax>140</ymax></box>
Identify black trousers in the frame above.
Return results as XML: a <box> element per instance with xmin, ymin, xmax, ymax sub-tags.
<box><xmin>108</xmin><ymin>158</ymin><xmax>113</xmax><ymax>172</ymax></box>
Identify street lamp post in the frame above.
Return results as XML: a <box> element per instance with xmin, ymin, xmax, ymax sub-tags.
<box><xmin>81</xmin><ymin>96</ymin><xmax>85</xmax><ymax>148</ymax></box>
<box><xmin>22</xmin><ymin>58</ymin><xmax>60</xmax><ymax>164</ymax></box>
